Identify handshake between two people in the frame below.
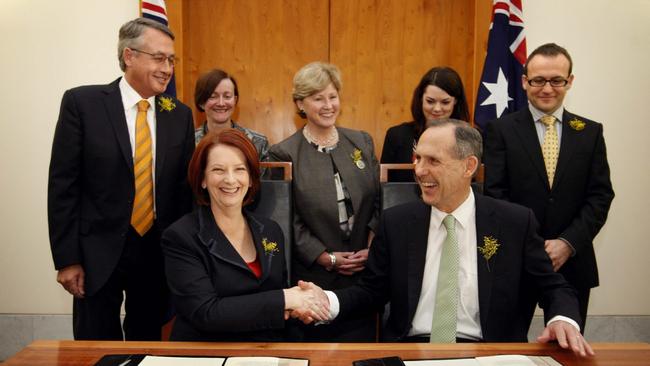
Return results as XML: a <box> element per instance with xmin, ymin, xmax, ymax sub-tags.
<box><xmin>282</xmin><ymin>280</ymin><xmax>330</xmax><ymax>324</ymax></box>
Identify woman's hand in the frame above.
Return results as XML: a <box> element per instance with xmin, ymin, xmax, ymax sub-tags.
<box><xmin>316</xmin><ymin>250</ymin><xmax>369</xmax><ymax>275</ymax></box>
<box><xmin>283</xmin><ymin>282</ymin><xmax>330</xmax><ymax>323</ymax></box>
<box><xmin>337</xmin><ymin>249</ymin><xmax>369</xmax><ymax>275</ymax></box>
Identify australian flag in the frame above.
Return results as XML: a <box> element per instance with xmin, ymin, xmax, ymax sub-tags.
<box><xmin>474</xmin><ymin>0</ymin><xmax>527</xmax><ymax>133</ymax></box>
<box><xmin>141</xmin><ymin>0</ymin><xmax>177</xmax><ymax>97</ymax></box>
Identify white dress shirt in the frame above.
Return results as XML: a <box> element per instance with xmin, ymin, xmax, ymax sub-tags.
<box><xmin>409</xmin><ymin>190</ymin><xmax>481</xmax><ymax>339</ymax></box>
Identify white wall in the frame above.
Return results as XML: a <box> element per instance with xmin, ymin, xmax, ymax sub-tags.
<box><xmin>0</xmin><ymin>0</ymin><xmax>137</xmax><ymax>313</ymax></box>
<box><xmin>0</xmin><ymin>0</ymin><xmax>648</xmax><ymax>315</ymax></box>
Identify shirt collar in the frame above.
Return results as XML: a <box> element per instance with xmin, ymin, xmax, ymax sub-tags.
<box><xmin>528</xmin><ymin>102</ymin><xmax>564</xmax><ymax>123</ymax></box>
<box><xmin>429</xmin><ymin>189</ymin><xmax>475</xmax><ymax>231</ymax></box>
<box><xmin>119</xmin><ymin>77</ymin><xmax>156</xmax><ymax>112</ymax></box>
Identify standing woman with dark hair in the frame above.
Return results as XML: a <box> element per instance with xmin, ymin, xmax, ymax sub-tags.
<box><xmin>194</xmin><ymin>69</ymin><xmax>270</xmax><ymax>161</ymax></box>
<box><xmin>269</xmin><ymin>62</ymin><xmax>380</xmax><ymax>341</ymax></box>
<box><xmin>380</xmin><ymin>66</ymin><xmax>470</xmax><ymax>181</ymax></box>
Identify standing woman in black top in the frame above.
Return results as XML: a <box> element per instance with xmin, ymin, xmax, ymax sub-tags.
<box><xmin>380</xmin><ymin>67</ymin><xmax>470</xmax><ymax>181</ymax></box>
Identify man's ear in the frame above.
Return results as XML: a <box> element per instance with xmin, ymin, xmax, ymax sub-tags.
<box><xmin>123</xmin><ymin>48</ymin><xmax>135</xmax><ymax>68</ymax></box>
<box><xmin>465</xmin><ymin>156</ymin><xmax>479</xmax><ymax>178</ymax></box>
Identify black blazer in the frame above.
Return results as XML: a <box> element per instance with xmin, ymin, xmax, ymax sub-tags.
<box><xmin>483</xmin><ymin>109</ymin><xmax>614</xmax><ymax>289</ymax></box>
<box><xmin>48</xmin><ymin>78</ymin><xmax>195</xmax><ymax>295</ymax></box>
<box><xmin>335</xmin><ymin>195</ymin><xmax>580</xmax><ymax>342</ymax></box>
<box><xmin>380</xmin><ymin>121</ymin><xmax>418</xmax><ymax>182</ymax></box>
<box><xmin>269</xmin><ymin>127</ymin><xmax>380</xmax><ymax>289</ymax></box>
<box><xmin>161</xmin><ymin>207</ymin><xmax>298</xmax><ymax>342</ymax></box>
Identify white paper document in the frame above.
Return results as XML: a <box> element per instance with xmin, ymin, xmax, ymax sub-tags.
<box><xmin>138</xmin><ymin>356</ymin><xmax>225</xmax><ymax>366</ymax></box>
<box><xmin>137</xmin><ymin>355</ymin><xmax>308</xmax><ymax>366</ymax></box>
<box><xmin>405</xmin><ymin>355</ymin><xmax>561</xmax><ymax>366</ymax></box>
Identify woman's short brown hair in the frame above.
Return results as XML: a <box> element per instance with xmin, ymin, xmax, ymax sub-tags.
<box><xmin>194</xmin><ymin>68</ymin><xmax>239</xmax><ymax>112</ymax></box>
<box><xmin>187</xmin><ymin>128</ymin><xmax>260</xmax><ymax>206</ymax></box>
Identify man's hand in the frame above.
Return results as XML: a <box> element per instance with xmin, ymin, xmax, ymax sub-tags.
<box><xmin>537</xmin><ymin>320</ymin><xmax>595</xmax><ymax>357</ymax></box>
<box><xmin>284</xmin><ymin>280</ymin><xmax>330</xmax><ymax>324</ymax></box>
<box><xmin>544</xmin><ymin>239</ymin><xmax>572</xmax><ymax>272</ymax></box>
<box><xmin>57</xmin><ymin>264</ymin><xmax>85</xmax><ymax>298</ymax></box>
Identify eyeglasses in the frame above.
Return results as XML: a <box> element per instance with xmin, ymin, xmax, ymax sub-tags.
<box><xmin>130</xmin><ymin>48</ymin><xmax>177</xmax><ymax>67</ymax></box>
<box><xmin>526</xmin><ymin>77</ymin><xmax>569</xmax><ymax>87</ymax></box>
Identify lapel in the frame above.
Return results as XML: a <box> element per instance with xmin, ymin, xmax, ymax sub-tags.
<box><xmin>154</xmin><ymin>95</ymin><xmax>170</xmax><ymax>185</ymax></box>
<box><xmin>248</xmin><ymin>213</ymin><xmax>273</xmax><ymax>283</ymax></box>
<box><xmin>197</xmin><ymin>206</ymin><xmax>267</xmax><ymax>280</ymax></box>
<box><xmin>406</xmin><ymin>201</ymin><xmax>431</xmax><ymax>321</ymax></box>
<box><xmin>474</xmin><ymin>194</ymin><xmax>500</xmax><ymax>333</ymax></box>
<box><xmin>295</xmin><ymin>132</ymin><xmax>340</xmax><ymax>228</ymax></box>
<box><xmin>552</xmin><ymin>110</ymin><xmax>579</xmax><ymax>190</ymax></box>
<box><xmin>330</xmin><ymin>130</ymin><xmax>366</xmax><ymax>217</ymax></box>
<box><xmin>512</xmin><ymin>109</ymin><xmax>550</xmax><ymax>190</ymax></box>
<box><xmin>103</xmin><ymin>78</ymin><xmax>133</xmax><ymax>170</ymax></box>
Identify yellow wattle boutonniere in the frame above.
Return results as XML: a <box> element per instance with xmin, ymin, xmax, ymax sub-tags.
<box><xmin>158</xmin><ymin>96</ymin><xmax>176</xmax><ymax>112</ymax></box>
<box><xmin>262</xmin><ymin>238</ymin><xmax>279</xmax><ymax>256</ymax></box>
<box><xmin>350</xmin><ymin>148</ymin><xmax>366</xmax><ymax>169</ymax></box>
<box><xmin>478</xmin><ymin>236</ymin><xmax>500</xmax><ymax>271</ymax></box>
<box><xmin>569</xmin><ymin>118</ymin><xmax>585</xmax><ymax>131</ymax></box>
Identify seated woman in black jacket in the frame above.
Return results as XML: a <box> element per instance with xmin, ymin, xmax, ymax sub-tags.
<box><xmin>162</xmin><ymin>128</ymin><xmax>328</xmax><ymax>341</ymax></box>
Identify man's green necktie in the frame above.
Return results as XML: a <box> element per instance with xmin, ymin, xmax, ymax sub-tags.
<box><xmin>430</xmin><ymin>214</ymin><xmax>459</xmax><ymax>343</ymax></box>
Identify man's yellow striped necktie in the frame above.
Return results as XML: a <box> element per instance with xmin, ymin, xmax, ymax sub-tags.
<box><xmin>131</xmin><ymin>100</ymin><xmax>154</xmax><ymax>236</ymax></box>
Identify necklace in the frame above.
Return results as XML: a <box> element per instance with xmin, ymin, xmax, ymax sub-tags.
<box><xmin>303</xmin><ymin>125</ymin><xmax>339</xmax><ymax>147</ymax></box>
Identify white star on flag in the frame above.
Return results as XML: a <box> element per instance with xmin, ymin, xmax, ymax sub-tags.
<box><xmin>480</xmin><ymin>68</ymin><xmax>513</xmax><ymax>118</ymax></box>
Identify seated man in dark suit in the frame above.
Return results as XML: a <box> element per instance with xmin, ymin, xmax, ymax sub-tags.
<box><xmin>295</xmin><ymin>119</ymin><xmax>593</xmax><ymax>357</ymax></box>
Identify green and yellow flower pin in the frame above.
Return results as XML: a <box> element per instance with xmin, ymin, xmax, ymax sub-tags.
<box><xmin>350</xmin><ymin>148</ymin><xmax>366</xmax><ymax>169</ymax></box>
<box><xmin>478</xmin><ymin>236</ymin><xmax>500</xmax><ymax>271</ymax></box>
<box><xmin>569</xmin><ymin>118</ymin><xmax>585</xmax><ymax>131</ymax></box>
<box><xmin>262</xmin><ymin>238</ymin><xmax>279</xmax><ymax>256</ymax></box>
<box><xmin>158</xmin><ymin>96</ymin><xmax>176</xmax><ymax>112</ymax></box>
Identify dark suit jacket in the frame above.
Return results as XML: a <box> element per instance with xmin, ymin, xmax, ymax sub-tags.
<box><xmin>48</xmin><ymin>78</ymin><xmax>195</xmax><ymax>296</ymax></box>
<box><xmin>269</xmin><ymin>127</ymin><xmax>380</xmax><ymax>289</ymax></box>
<box><xmin>380</xmin><ymin>121</ymin><xmax>418</xmax><ymax>182</ymax></box>
<box><xmin>335</xmin><ymin>195</ymin><xmax>580</xmax><ymax>342</ymax></box>
<box><xmin>161</xmin><ymin>206</ymin><xmax>297</xmax><ymax>341</ymax></box>
<box><xmin>483</xmin><ymin>109</ymin><xmax>614</xmax><ymax>290</ymax></box>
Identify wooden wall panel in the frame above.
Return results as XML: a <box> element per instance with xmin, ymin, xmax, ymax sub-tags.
<box><xmin>173</xmin><ymin>0</ymin><xmax>492</xmax><ymax>152</ymax></box>
<box><xmin>330</xmin><ymin>0</ymin><xmax>477</xmax><ymax>156</ymax></box>
<box><xmin>182</xmin><ymin>0</ymin><xmax>329</xmax><ymax>144</ymax></box>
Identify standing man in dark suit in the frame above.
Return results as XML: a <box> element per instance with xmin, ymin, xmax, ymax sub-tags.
<box><xmin>483</xmin><ymin>43</ymin><xmax>614</xmax><ymax>331</ymax></box>
<box><xmin>295</xmin><ymin>120</ymin><xmax>593</xmax><ymax>357</ymax></box>
<box><xmin>48</xmin><ymin>18</ymin><xmax>195</xmax><ymax>340</ymax></box>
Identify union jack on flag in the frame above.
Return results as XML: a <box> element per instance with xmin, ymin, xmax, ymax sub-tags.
<box><xmin>474</xmin><ymin>0</ymin><xmax>527</xmax><ymax>133</ymax></box>
<box><xmin>141</xmin><ymin>0</ymin><xmax>176</xmax><ymax>97</ymax></box>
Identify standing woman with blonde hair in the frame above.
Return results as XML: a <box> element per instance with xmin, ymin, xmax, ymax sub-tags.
<box><xmin>269</xmin><ymin>62</ymin><xmax>380</xmax><ymax>341</ymax></box>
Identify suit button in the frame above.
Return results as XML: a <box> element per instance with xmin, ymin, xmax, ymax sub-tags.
<box><xmin>548</xmin><ymin>197</ymin><xmax>555</xmax><ymax>203</ymax></box>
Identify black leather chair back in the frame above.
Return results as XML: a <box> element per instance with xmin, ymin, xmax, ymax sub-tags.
<box><xmin>248</xmin><ymin>162</ymin><xmax>293</xmax><ymax>284</ymax></box>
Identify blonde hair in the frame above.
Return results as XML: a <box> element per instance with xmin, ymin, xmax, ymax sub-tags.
<box><xmin>292</xmin><ymin>62</ymin><xmax>342</xmax><ymax>102</ymax></box>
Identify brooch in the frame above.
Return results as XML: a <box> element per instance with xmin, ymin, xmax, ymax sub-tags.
<box><xmin>262</xmin><ymin>238</ymin><xmax>279</xmax><ymax>256</ymax></box>
<box><xmin>158</xmin><ymin>96</ymin><xmax>176</xmax><ymax>112</ymax></box>
<box><xmin>478</xmin><ymin>236</ymin><xmax>500</xmax><ymax>271</ymax></box>
<box><xmin>569</xmin><ymin>118</ymin><xmax>585</xmax><ymax>131</ymax></box>
<box><xmin>350</xmin><ymin>149</ymin><xmax>366</xmax><ymax>169</ymax></box>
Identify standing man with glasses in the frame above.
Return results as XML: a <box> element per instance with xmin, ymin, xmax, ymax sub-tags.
<box><xmin>48</xmin><ymin>17</ymin><xmax>194</xmax><ymax>340</ymax></box>
<box><xmin>483</xmin><ymin>43</ymin><xmax>614</xmax><ymax>332</ymax></box>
